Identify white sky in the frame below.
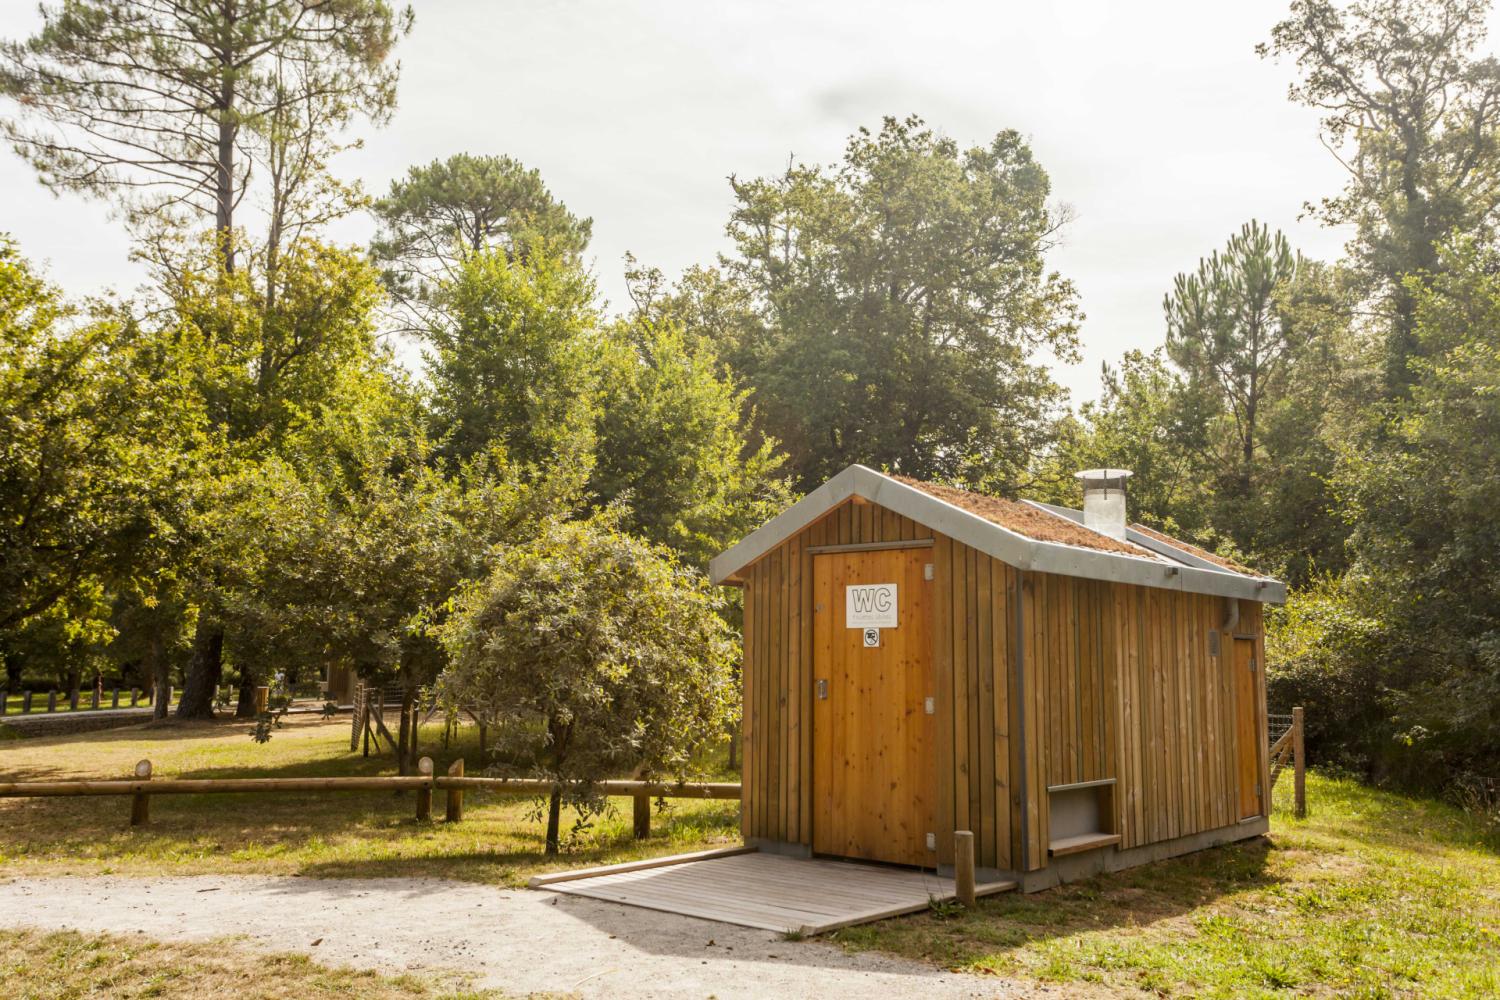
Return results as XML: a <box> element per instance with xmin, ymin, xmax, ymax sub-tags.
<box><xmin>0</xmin><ymin>0</ymin><xmax>1363</xmax><ymax>402</ymax></box>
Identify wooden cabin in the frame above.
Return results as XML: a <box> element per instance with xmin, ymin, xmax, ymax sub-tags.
<box><xmin>709</xmin><ymin>465</ymin><xmax>1287</xmax><ymax>890</ymax></box>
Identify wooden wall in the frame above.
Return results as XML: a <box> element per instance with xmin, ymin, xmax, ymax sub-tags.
<box><xmin>1020</xmin><ymin>577</ymin><xmax>1266</xmax><ymax>865</ymax></box>
<box><xmin>740</xmin><ymin>499</ymin><xmax>935</xmax><ymax>851</ymax></box>
<box><xmin>738</xmin><ymin>497</ymin><xmax>1266</xmax><ymax>876</ymax></box>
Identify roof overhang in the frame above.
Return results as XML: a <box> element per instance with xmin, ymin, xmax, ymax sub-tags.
<box><xmin>710</xmin><ymin>464</ymin><xmax>1287</xmax><ymax>604</ymax></box>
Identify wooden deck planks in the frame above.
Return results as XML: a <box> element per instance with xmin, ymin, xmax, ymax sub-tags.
<box><xmin>541</xmin><ymin>852</ymin><xmax>1016</xmax><ymax>934</ymax></box>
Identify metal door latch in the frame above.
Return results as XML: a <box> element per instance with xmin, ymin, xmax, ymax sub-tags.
<box><xmin>816</xmin><ymin>678</ymin><xmax>829</xmax><ymax>700</ymax></box>
<box><xmin>924</xmin><ymin>696</ymin><xmax>935</xmax><ymax>715</ymax></box>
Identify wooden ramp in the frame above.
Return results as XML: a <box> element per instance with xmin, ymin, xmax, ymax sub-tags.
<box><xmin>533</xmin><ymin>849</ymin><xmax>1015</xmax><ymax>934</ymax></box>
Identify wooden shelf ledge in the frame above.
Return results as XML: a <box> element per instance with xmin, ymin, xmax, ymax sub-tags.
<box><xmin>1048</xmin><ymin>832</ymin><xmax>1122</xmax><ymax>858</ymax></box>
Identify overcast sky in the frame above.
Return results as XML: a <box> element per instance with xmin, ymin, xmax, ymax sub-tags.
<box><xmin>1</xmin><ymin>0</ymin><xmax>1365</xmax><ymax>402</ymax></box>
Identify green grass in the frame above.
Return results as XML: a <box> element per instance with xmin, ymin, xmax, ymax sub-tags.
<box><xmin>0</xmin><ymin>714</ymin><xmax>740</xmax><ymax>886</ymax></box>
<box><xmin>835</xmin><ymin>773</ymin><xmax>1500</xmax><ymax>998</ymax></box>
<box><xmin>0</xmin><ymin>926</ymin><xmax>508</xmax><ymax>999</ymax></box>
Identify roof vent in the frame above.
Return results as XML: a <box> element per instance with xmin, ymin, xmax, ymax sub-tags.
<box><xmin>1075</xmin><ymin>469</ymin><xmax>1132</xmax><ymax>541</ymax></box>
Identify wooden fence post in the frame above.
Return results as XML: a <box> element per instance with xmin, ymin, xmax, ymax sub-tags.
<box><xmin>47</xmin><ymin>691</ymin><xmax>57</xmax><ymax>713</ymax></box>
<box><xmin>111</xmin><ymin>689</ymin><xmax>119</xmax><ymax>708</ymax></box>
<box><xmin>23</xmin><ymin>691</ymin><xmax>33</xmax><ymax>714</ymax></box>
<box><xmin>415</xmin><ymin>756</ymin><xmax>433</xmax><ymax>821</ymax></box>
<box><xmin>1293</xmin><ymin>706</ymin><xmax>1306</xmax><ymax>819</ymax></box>
<box><xmin>90</xmin><ymin>688</ymin><xmax>99</xmax><ymax>710</ymax></box>
<box><xmin>445</xmin><ymin>758</ymin><xmax>464</xmax><ymax>822</ymax></box>
<box><xmin>253</xmin><ymin>686</ymin><xmax>269</xmax><ymax>715</ymax></box>
<box><xmin>954</xmin><ymin>831</ymin><xmax>976</xmax><ymax>907</ymax></box>
<box><xmin>130</xmin><ymin>759</ymin><xmax>152</xmax><ymax>826</ymax></box>
<box><xmin>0</xmin><ymin>689</ymin><xmax>6</xmax><ymax>716</ymax></box>
<box><xmin>69</xmin><ymin>689</ymin><xmax>78</xmax><ymax>711</ymax></box>
<box><xmin>633</xmin><ymin>791</ymin><xmax>651</xmax><ymax>839</ymax></box>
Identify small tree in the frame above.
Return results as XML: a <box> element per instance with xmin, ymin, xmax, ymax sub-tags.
<box><xmin>438</xmin><ymin>514</ymin><xmax>738</xmax><ymax>854</ymax></box>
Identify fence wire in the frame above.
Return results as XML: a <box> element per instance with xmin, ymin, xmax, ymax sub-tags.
<box><xmin>1267</xmin><ymin>713</ymin><xmax>1295</xmax><ymax>789</ymax></box>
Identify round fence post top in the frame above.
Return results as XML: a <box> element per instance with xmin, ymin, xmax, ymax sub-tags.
<box><xmin>417</xmin><ymin>756</ymin><xmax>434</xmax><ymax>776</ymax></box>
<box><xmin>134</xmin><ymin>759</ymin><xmax>152</xmax><ymax>778</ymax></box>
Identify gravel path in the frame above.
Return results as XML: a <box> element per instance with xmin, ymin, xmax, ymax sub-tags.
<box><xmin>0</xmin><ymin>875</ymin><xmax>1066</xmax><ymax>999</ymax></box>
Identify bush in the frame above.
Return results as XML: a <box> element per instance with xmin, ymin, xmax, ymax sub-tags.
<box><xmin>438</xmin><ymin>512</ymin><xmax>738</xmax><ymax>853</ymax></box>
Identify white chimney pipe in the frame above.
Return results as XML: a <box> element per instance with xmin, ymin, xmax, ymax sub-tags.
<box><xmin>1076</xmin><ymin>469</ymin><xmax>1133</xmax><ymax>541</ymax></box>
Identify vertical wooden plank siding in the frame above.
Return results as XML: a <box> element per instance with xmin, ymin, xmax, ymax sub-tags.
<box><xmin>737</xmin><ymin>497</ymin><xmax>1266</xmax><ymax>871</ymax></box>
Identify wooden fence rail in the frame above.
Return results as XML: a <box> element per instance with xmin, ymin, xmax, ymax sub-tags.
<box><xmin>0</xmin><ymin>756</ymin><xmax>741</xmax><ymax>836</ymax></box>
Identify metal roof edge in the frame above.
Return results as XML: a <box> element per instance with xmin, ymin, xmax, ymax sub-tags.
<box><xmin>710</xmin><ymin>465</ymin><xmax>1288</xmax><ymax>603</ymax></box>
<box><xmin>1022</xmin><ymin>499</ymin><xmax>1288</xmax><ymax>603</ymax></box>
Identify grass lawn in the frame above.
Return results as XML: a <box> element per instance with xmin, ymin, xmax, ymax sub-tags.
<box><xmin>833</xmin><ymin>773</ymin><xmax>1500</xmax><ymax>998</ymax></box>
<box><xmin>0</xmin><ymin>926</ymin><xmax>505</xmax><ymax>999</ymax></box>
<box><xmin>0</xmin><ymin>714</ymin><xmax>739</xmax><ymax>886</ymax></box>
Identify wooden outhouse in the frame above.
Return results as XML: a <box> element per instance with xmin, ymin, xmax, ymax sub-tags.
<box><xmin>710</xmin><ymin>465</ymin><xmax>1287</xmax><ymax>890</ymax></box>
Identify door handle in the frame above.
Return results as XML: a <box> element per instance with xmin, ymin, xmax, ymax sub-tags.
<box><xmin>816</xmin><ymin>679</ymin><xmax>829</xmax><ymax>700</ymax></box>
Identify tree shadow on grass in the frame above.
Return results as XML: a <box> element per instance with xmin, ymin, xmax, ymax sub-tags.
<box><xmin>813</xmin><ymin>836</ymin><xmax>1283</xmax><ymax>975</ymax></box>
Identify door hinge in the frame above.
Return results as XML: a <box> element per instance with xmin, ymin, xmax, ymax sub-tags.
<box><xmin>816</xmin><ymin>678</ymin><xmax>829</xmax><ymax>700</ymax></box>
<box><xmin>924</xmin><ymin>563</ymin><xmax>934</xmax><ymax>581</ymax></box>
<box><xmin>1255</xmin><ymin>782</ymin><xmax>1263</xmax><ymax>798</ymax></box>
<box><xmin>1249</xmin><ymin>656</ymin><xmax>1257</xmax><ymax>674</ymax></box>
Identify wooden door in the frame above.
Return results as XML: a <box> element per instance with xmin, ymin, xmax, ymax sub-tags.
<box><xmin>812</xmin><ymin>547</ymin><xmax>934</xmax><ymax>866</ymax></box>
<box><xmin>1233</xmin><ymin>638</ymin><xmax>1261</xmax><ymax>820</ymax></box>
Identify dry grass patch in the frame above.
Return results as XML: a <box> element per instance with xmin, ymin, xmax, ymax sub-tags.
<box><xmin>0</xmin><ymin>926</ymin><xmax>507</xmax><ymax>999</ymax></box>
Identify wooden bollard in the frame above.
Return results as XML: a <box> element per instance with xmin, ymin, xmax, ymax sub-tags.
<box><xmin>416</xmin><ymin>756</ymin><xmax>434</xmax><ymax>821</ymax></box>
<box><xmin>1293</xmin><ymin>706</ymin><xmax>1307</xmax><ymax>819</ymax></box>
<box><xmin>90</xmin><ymin>688</ymin><xmax>99</xmax><ymax>710</ymax></box>
<box><xmin>69</xmin><ymin>689</ymin><xmax>78</xmax><ymax>711</ymax></box>
<box><xmin>23</xmin><ymin>691</ymin><xmax>33</xmax><ymax>713</ymax></box>
<box><xmin>130</xmin><ymin>688</ymin><xmax>140</xmax><ymax>707</ymax></box>
<box><xmin>253</xmin><ymin>686</ymin><xmax>269</xmax><ymax>715</ymax></box>
<box><xmin>130</xmin><ymin>759</ymin><xmax>152</xmax><ymax>826</ymax></box>
<box><xmin>47</xmin><ymin>691</ymin><xmax>57</xmax><ymax>712</ymax></box>
<box><xmin>954</xmin><ymin>830</ymin><xmax>977</xmax><ymax>907</ymax></box>
<box><xmin>445</xmin><ymin>758</ymin><xmax>465</xmax><ymax>822</ymax></box>
<box><xmin>633</xmin><ymin>791</ymin><xmax>651</xmax><ymax>839</ymax></box>
<box><xmin>111</xmin><ymin>688</ymin><xmax>119</xmax><ymax>708</ymax></box>
<box><xmin>0</xmin><ymin>689</ymin><xmax>6</xmax><ymax>716</ymax></box>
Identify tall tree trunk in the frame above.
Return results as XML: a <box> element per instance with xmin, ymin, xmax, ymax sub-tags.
<box><xmin>3</xmin><ymin>640</ymin><xmax>22</xmax><ymax>693</ymax></box>
<box><xmin>177</xmin><ymin>620</ymin><xmax>223</xmax><ymax>719</ymax></box>
<box><xmin>545</xmin><ymin>784</ymin><xmax>563</xmax><ymax>856</ymax></box>
<box><xmin>236</xmin><ymin>664</ymin><xmax>258</xmax><ymax>718</ymax></box>
<box><xmin>215</xmin><ymin>70</ymin><xmax>237</xmax><ymax>273</ymax></box>
<box><xmin>149</xmin><ymin>633</ymin><xmax>170</xmax><ymax>722</ymax></box>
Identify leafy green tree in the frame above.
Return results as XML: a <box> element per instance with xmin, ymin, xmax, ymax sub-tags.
<box><xmin>372</xmin><ymin>153</ymin><xmax>592</xmax><ymax>324</ymax></box>
<box><xmin>0</xmin><ymin>239</ymin><xmax>203</xmax><ymax>683</ymax></box>
<box><xmin>424</xmin><ymin>246</ymin><xmax>601</xmax><ymax>475</ymax></box>
<box><xmin>1331</xmin><ymin>235</ymin><xmax>1500</xmax><ymax>784</ymax></box>
<box><xmin>1164</xmin><ymin>221</ymin><xmax>1303</xmax><ymax>489</ymax></box>
<box><xmin>0</xmin><ymin>0</ymin><xmax>412</xmax><ymax>272</ymax></box>
<box><xmin>438</xmin><ymin>512</ymin><xmax>738</xmax><ymax>854</ymax></box>
<box><xmin>165</xmin><ymin>236</ymin><xmax>388</xmax><ymax>718</ymax></box>
<box><xmin>1261</xmin><ymin>0</ymin><xmax>1500</xmax><ymax>395</ymax></box>
<box><xmin>593</xmin><ymin>269</ymin><xmax>791</xmax><ymax>567</ymax></box>
<box><xmin>705</xmin><ymin>115</ymin><xmax>1080</xmax><ymax>491</ymax></box>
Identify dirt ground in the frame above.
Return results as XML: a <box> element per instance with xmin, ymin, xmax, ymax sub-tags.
<box><xmin>0</xmin><ymin>875</ymin><xmax>1079</xmax><ymax>999</ymax></box>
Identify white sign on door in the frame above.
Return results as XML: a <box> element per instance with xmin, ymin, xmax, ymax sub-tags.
<box><xmin>846</xmin><ymin>583</ymin><xmax>898</xmax><ymax>629</ymax></box>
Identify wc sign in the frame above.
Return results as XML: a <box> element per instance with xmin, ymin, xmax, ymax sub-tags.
<box><xmin>845</xmin><ymin>583</ymin><xmax>898</xmax><ymax>629</ymax></box>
